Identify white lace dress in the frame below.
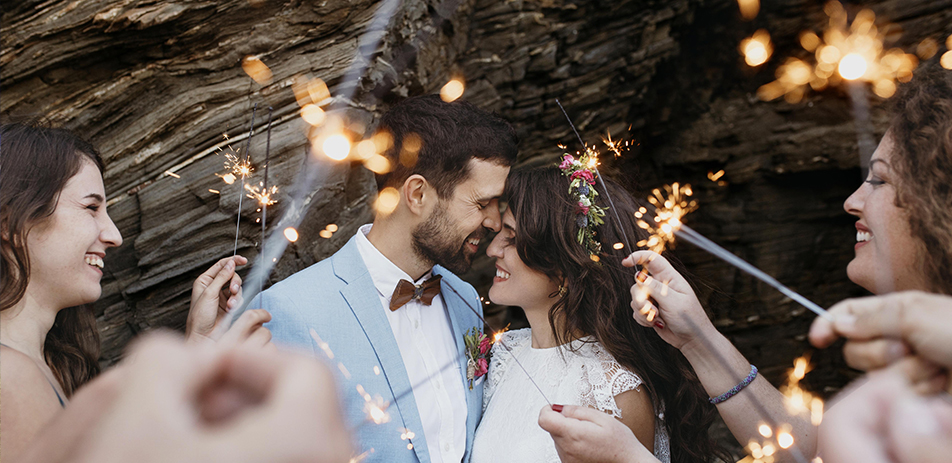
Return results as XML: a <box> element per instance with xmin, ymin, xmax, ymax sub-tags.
<box><xmin>471</xmin><ymin>329</ymin><xmax>670</xmax><ymax>463</ymax></box>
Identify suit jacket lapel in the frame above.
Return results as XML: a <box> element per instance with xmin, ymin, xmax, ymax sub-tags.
<box><xmin>435</xmin><ymin>267</ymin><xmax>483</xmax><ymax>458</ymax></box>
<box><xmin>334</xmin><ymin>239</ymin><xmax>430</xmax><ymax>463</ymax></box>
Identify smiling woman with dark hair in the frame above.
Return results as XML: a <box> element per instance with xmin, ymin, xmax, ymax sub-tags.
<box><xmin>471</xmin><ymin>163</ymin><xmax>727</xmax><ymax>463</ymax></box>
<box><xmin>0</xmin><ymin>122</ymin><xmax>272</xmax><ymax>461</ymax></box>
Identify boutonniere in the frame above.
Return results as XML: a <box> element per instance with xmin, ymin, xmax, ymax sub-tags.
<box><xmin>464</xmin><ymin>327</ymin><xmax>492</xmax><ymax>390</ymax></box>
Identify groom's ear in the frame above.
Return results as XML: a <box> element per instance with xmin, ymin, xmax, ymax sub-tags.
<box><xmin>403</xmin><ymin>174</ymin><xmax>431</xmax><ymax>216</ymax></box>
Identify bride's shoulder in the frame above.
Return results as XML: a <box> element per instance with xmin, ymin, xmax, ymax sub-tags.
<box><xmin>578</xmin><ymin>341</ymin><xmax>644</xmax><ymax>390</ymax></box>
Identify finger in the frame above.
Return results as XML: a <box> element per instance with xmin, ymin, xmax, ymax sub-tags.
<box><xmin>557</xmin><ymin>404</ymin><xmax>615</xmax><ymax>426</ymax></box>
<box><xmin>246</xmin><ymin>327</ymin><xmax>273</xmax><ymax>349</ymax></box>
<box><xmin>809</xmin><ymin>313</ymin><xmax>839</xmax><ymax>348</ymax></box>
<box><xmin>200</xmin><ymin>259</ymin><xmax>237</xmax><ymax>305</ymax></box>
<box><xmin>220</xmin><ymin>309</ymin><xmax>272</xmax><ymax>346</ymax></box>
<box><xmin>538</xmin><ymin>405</ymin><xmax>570</xmax><ymax>438</ymax></box>
<box><xmin>622</xmin><ymin>250</ymin><xmax>659</xmax><ymax>268</ymax></box>
<box><xmin>193</xmin><ymin>257</ymin><xmax>231</xmax><ymax>293</ymax></box>
<box><xmin>625</xmin><ymin>251</ymin><xmax>692</xmax><ymax>295</ymax></box>
<box><xmin>843</xmin><ymin>339</ymin><xmax>910</xmax><ymax>371</ymax></box>
<box><xmin>883</xmin><ymin>356</ymin><xmax>944</xmax><ymax>386</ymax></box>
<box><xmin>630</xmin><ymin>299</ymin><xmax>656</xmax><ymax>327</ymax></box>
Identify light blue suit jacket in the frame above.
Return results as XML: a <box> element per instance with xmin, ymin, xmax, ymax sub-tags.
<box><xmin>253</xmin><ymin>235</ymin><xmax>484</xmax><ymax>463</ymax></box>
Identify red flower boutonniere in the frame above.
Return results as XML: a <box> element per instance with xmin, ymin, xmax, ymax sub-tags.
<box><xmin>464</xmin><ymin>328</ymin><xmax>492</xmax><ymax>390</ymax></box>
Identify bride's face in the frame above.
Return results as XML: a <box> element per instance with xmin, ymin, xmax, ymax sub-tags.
<box><xmin>486</xmin><ymin>210</ymin><xmax>560</xmax><ymax>310</ymax></box>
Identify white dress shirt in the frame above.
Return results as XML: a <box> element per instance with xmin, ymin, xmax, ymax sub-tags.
<box><xmin>354</xmin><ymin>224</ymin><xmax>467</xmax><ymax>463</ymax></box>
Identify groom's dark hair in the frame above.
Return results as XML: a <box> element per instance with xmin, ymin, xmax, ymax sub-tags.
<box><xmin>373</xmin><ymin>94</ymin><xmax>518</xmax><ymax>198</ymax></box>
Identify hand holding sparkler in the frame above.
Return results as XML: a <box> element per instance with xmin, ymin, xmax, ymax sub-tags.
<box><xmin>810</xmin><ymin>291</ymin><xmax>952</xmax><ymax>375</ymax></box>
<box><xmin>186</xmin><ymin>255</ymin><xmax>273</xmax><ymax>348</ymax></box>
<box><xmin>622</xmin><ymin>250</ymin><xmax>720</xmax><ymax>350</ymax></box>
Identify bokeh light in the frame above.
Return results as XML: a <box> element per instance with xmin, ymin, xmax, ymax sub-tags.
<box><xmin>440</xmin><ymin>78</ymin><xmax>465</xmax><ymax>102</ymax></box>
<box><xmin>284</xmin><ymin>227</ymin><xmax>299</xmax><ymax>242</ymax></box>
<box><xmin>323</xmin><ymin>134</ymin><xmax>352</xmax><ymax>161</ymax></box>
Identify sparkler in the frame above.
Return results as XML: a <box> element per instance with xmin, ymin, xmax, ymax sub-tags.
<box><xmin>234</xmin><ymin>104</ymin><xmax>258</xmax><ymax>256</ymax></box>
<box><xmin>636</xmin><ymin>185</ymin><xmax>834</xmax><ymax>322</ymax></box>
<box><xmin>261</xmin><ymin>107</ymin><xmax>274</xmax><ymax>257</ymax></box>
<box><xmin>555</xmin><ymin>99</ymin><xmax>633</xmax><ymax>253</ymax></box>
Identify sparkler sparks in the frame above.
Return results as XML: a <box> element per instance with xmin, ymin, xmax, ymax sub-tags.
<box><xmin>757</xmin><ymin>2</ymin><xmax>918</xmax><ymax>102</ymax></box>
<box><xmin>283</xmin><ymin>227</ymin><xmax>299</xmax><ymax>242</ymax></box>
<box><xmin>244</xmin><ymin>182</ymin><xmax>278</xmax><ymax>206</ymax></box>
<box><xmin>634</xmin><ymin>183</ymin><xmax>698</xmax><ymax>254</ymax></box>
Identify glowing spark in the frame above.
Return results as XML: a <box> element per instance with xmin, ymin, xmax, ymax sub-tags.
<box><xmin>708</xmin><ymin>170</ymin><xmax>725</xmax><ymax>181</ymax></box>
<box><xmin>219</xmin><ymin>173</ymin><xmax>236</xmax><ymax>184</ymax></box>
<box><xmin>323</xmin><ymin>134</ymin><xmax>351</xmax><ymax>160</ymax></box>
<box><xmin>165</xmin><ymin>170</ymin><xmax>181</xmax><ymax>179</ymax></box>
<box><xmin>941</xmin><ymin>50</ymin><xmax>952</xmax><ymax>70</ymax></box>
<box><xmin>777</xmin><ymin>431</ymin><xmax>794</xmax><ymax>449</ymax></box>
<box><xmin>737</xmin><ymin>0</ymin><xmax>759</xmax><ymax>20</ymax></box>
<box><xmin>613</xmin><ymin>242</ymin><xmax>625</xmax><ymax>250</ymax></box>
<box><xmin>399</xmin><ymin>428</ymin><xmax>416</xmax><ymax>440</ymax></box>
<box><xmin>244</xmin><ymin>182</ymin><xmax>278</xmax><ymax>206</ymax></box>
<box><xmin>284</xmin><ymin>227</ymin><xmax>299</xmax><ymax>242</ymax></box>
<box><xmin>349</xmin><ymin>449</ymin><xmax>374</xmax><ymax>463</ymax></box>
<box><xmin>601</xmin><ymin>131</ymin><xmax>633</xmax><ymax>158</ymax></box>
<box><xmin>635</xmin><ymin>183</ymin><xmax>697</xmax><ymax>253</ymax></box>
<box><xmin>373</xmin><ymin>366</ymin><xmax>381</xmax><ymax>375</ymax></box>
<box><xmin>301</xmin><ymin>104</ymin><xmax>326</xmax><ymax>126</ymax></box>
<box><xmin>241</xmin><ymin>56</ymin><xmax>273</xmax><ymax>85</ymax></box>
<box><xmin>440</xmin><ymin>78</ymin><xmax>465</xmax><ymax>102</ymax></box>
<box><xmin>364</xmin><ymin>397</ymin><xmax>391</xmax><ymax>424</ymax></box>
<box><xmin>320</xmin><ymin>229</ymin><xmax>333</xmax><ymax>239</ymax></box>
<box><xmin>375</xmin><ymin>187</ymin><xmax>400</xmax><ymax>215</ymax></box>
<box><xmin>308</xmin><ymin>78</ymin><xmax>331</xmax><ymax>104</ymax></box>
<box><xmin>758</xmin><ymin>423</ymin><xmax>772</xmax><ymax>438</ymax></box>
<box><xmin>327</xmin><ymin>224</ymin><xmax>339</xmax><ymax>232</ymax></box>
<box><xmin>810</xmin><ymin>397</ymin><xmax>824</xmax><ymax>425</ymax></box>
<box><xmin>762</xmin><ymin>442</ymin><xmax>776</xmax><ymax>457</ymax></box>
<box><xmin>364</xmin><ymin>154</ymin><xmax>392</xmax><ymax>174</ymax></box>
<box><xmin>838</xmin><ymin>53</ymin><xmax>867</xmax><ymax>80</ymax></box>
<box><xmin>780</xmin><ymin>356</ymin><xmax>824</xmax><ymax>422</ymax></box>
<box><xmin>741</xmin><ymin>30</ymin><xmax>773</xmax><ymax>67</ymax></box>
<box><xmin>208</xmin><ymin>189</ymin><xmax>220</xmax><ymax>194</ymax></box>
<box><xmin>309</xmin><ymin>329</ymin><xmax>335</xmax><ymax>359</ymax></box>
<box><xmin>356</xmin><ymin>139</ymin><xmax>376</xmax><ymax>160</ymax></box>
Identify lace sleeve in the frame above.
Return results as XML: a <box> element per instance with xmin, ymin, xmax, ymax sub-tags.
<box><xmin>577</xmin><ymin>342</ymin><xmax>643</xmax><ymax>419</ymax></box>
<box><xmin>482</xmin><ymin>329</ymin><xmax>530</xmax><ymax>413</ymax></box>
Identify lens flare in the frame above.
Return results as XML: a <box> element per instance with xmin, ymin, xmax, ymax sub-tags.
<box><xmin>323</xmin><ymin>134</ymin><xmax>351</xmax><ymax>161</ymax></box>
<box><xmin>440</xmin><ymin>78</ymin><xmax>465</xmax><ymax>102</ymax></box>
<box><xmin>838</xmin><ymin>53</ymin><xmax>868</xmax><ymax>80</ymax></box>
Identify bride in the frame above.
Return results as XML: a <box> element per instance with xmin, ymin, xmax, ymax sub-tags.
<box><xmin>470</xmin><ymin>158</ymin><xmax>725</xmax><ymax>463</ymax></box>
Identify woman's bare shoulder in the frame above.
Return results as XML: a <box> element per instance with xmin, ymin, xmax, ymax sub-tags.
<box><xmin>0</xmin><ymin>346</ymin><xmax>62</xmax><ymax>409</ymax></box>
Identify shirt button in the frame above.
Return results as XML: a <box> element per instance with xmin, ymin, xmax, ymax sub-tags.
<box><xmin>414</xmin><ymin>320</ymin><xmax>420</xmax><ymax>329</ymax></box>
<box><xmin>443</xmin><ymin>443</ymin><xmax>451</xmax><ymax>452</ymax></box>
<box><xmin>435</xmin><ymin>380</ymin><xmax>442</xmax><ymax>390</ymax></box>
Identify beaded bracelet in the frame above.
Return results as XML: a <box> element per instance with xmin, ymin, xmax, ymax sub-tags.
<box><xmin>709</xmin><ymin>364</ymin><xmax>758</xmax><ymax>405</ymax></box>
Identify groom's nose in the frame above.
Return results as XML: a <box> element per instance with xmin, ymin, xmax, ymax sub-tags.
<box><xmin>482</xmin><ymin>199</ymin><xmax>502</xmax><ymax>232</ymax></box>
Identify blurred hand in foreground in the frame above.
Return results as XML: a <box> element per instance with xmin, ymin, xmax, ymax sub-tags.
<box><xmin>70</xmin><ymin>333</ymin><xmax>351</xmax><ymax>463</ymax></box>
<box><xmin>820</xmin><ymin>358</ymin><xmax>952</xmax><ymax>463</ymax></box>
<box><xmin>810</xmin><ymin>291</ymin><xmax>952</xmax><ymax>372</ymax></box>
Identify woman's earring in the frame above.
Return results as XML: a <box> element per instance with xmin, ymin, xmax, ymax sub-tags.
<box><xmin>558</xmin><ymin>284</ymin><xmax>568</xmax><ymax>297</ymax></box>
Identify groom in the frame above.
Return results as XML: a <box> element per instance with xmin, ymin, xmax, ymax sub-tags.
<box><xmin>254</xmin><ymin>94</ymin><xmax>518</xmax><ymax>463</ymax></box>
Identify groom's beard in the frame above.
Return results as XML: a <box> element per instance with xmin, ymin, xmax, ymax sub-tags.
<box><xmin>412</xmin><ymin>203</ymin><xmax>482</xmax><ymax>275</ymax></box>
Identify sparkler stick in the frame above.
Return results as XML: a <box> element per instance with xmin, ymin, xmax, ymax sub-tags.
<box><xmin>262</xmin><ymin>107</ymin><xmax>273</xmax><ymax>256</ymax></box>
<box><xmin>234</xmin><ymin>103</ymin><xmax>258</xmax><ymax>256</ymax></box>
<box><xmin>555</xmin><ymin>99</ymin><xmax>633</xmax><ymax>252</ymax></box>
<box><xmin>848</xmin><ymin>82</ymin><xmax>876</xmax><ymax>178</ymax></box>
<box><xmin>445</xmin><ymin>285</ymin><xmax>552</xmax><ymax>406</ymax></box>
<box><xmin>674</xmin><ymin>224</ymin><xmax>833</xmax><ymax>321</ymax></box>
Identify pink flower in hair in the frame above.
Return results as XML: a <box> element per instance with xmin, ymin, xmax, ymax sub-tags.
<box><xmin>571</xmin><ymin>169</ymin><xmax>595</xmax><ymax>184</ymax></box>
<box><xmin>559</xmin><ymin>155</ymin><xmax>575</xmax><ymax>170</ymax></box>
<box><xmin>577</xmin><ymin>204</ymin><xmax>590</xmax><ymax>215</ymax></box>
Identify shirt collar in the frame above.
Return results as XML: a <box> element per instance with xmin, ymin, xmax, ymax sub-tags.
<box><xmin>353</xmin><ymin>224</ymin><xmax>433</xmax><ymax>303</ymax></box>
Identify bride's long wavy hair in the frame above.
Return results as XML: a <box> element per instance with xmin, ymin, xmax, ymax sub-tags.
<box><xmin>504</xmin><ymin>166</ymin><xmax>726</xmax><ymax>463</ymax></box>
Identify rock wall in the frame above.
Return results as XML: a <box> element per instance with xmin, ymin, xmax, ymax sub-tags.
<box><xmin>4</xmin><ymin>0</ymin><xmax>952</xmax><ymax>449</ymax></box>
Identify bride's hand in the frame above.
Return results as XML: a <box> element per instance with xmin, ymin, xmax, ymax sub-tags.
<box><xmin>622</xmin><ymin>251</ymin><xmax>718</xmax><ymax>351</ymax></box>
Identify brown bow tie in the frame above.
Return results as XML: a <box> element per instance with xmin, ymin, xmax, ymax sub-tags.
<box><xmin>389</xmin><ymin>275</ymin><xmax>443</xmax><ymax>311</ymax></box>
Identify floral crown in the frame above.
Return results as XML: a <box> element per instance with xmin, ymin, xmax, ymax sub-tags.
<box><xmin>558</xmin><ymin>150</ymin><xmax>607</xmax><ymax>258</ymax></box>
